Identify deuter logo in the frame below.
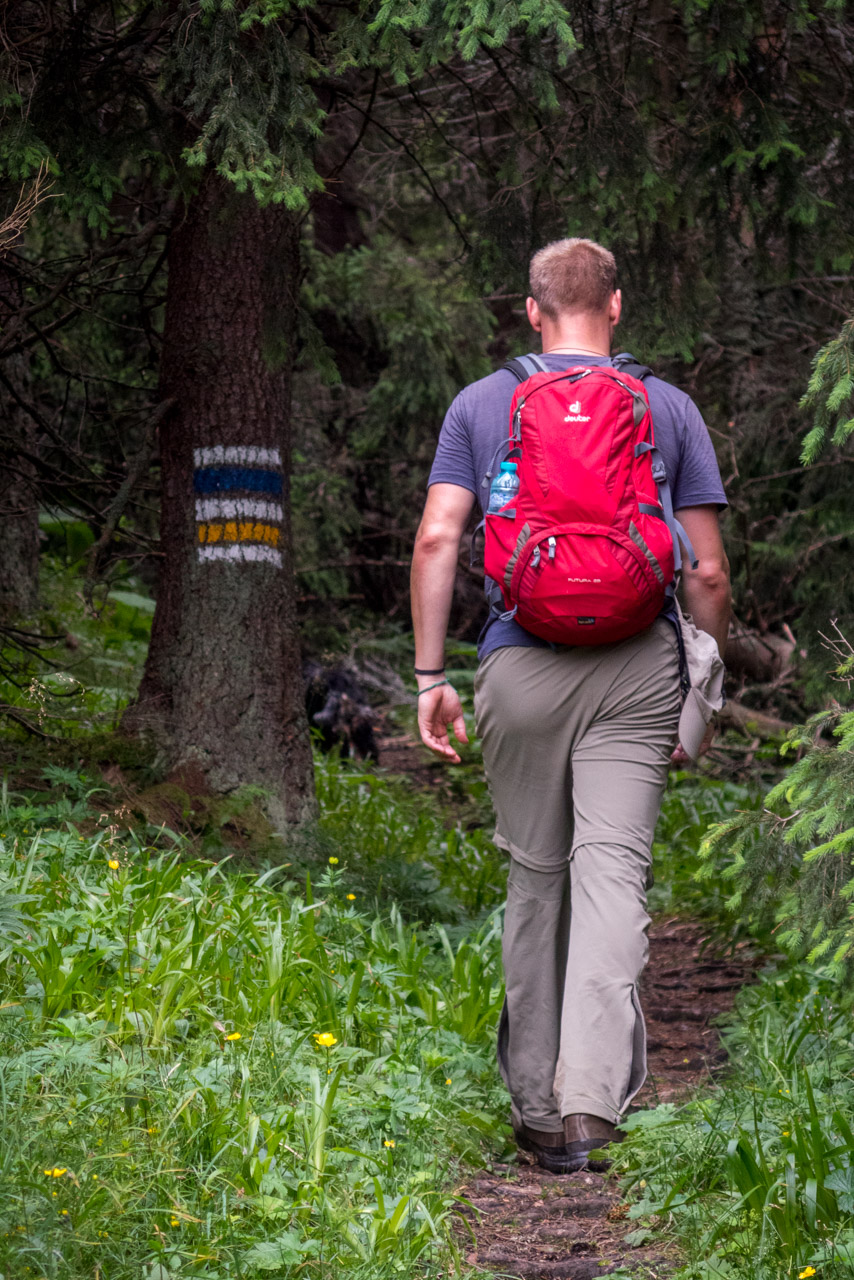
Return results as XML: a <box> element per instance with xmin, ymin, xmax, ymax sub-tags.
<box><xmin>563</xmin><ymin>399</ymin><xmax>591</xmax><ymax>424</ymax></box>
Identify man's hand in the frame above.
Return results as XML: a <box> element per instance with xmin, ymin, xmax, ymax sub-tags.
<box><xmin>417</xmin><ymin>682</ymin><xmax>469</xmax><ymax>764</ymax></box>
<box><xmin>671</xmin><ymin>720</ymin><xmax>715</xmax><ymax>766</ymax></box>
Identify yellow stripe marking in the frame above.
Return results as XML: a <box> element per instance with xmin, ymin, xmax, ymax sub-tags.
<box><xmin>197</xmin><ymin>522</ymin><xmax>280</xmax><ymax>547</ymax></box>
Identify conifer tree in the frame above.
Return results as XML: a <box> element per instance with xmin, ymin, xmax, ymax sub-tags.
<box><xmin>0</xmin><ymin>0</ymin><xmax>571</xmax><ymax>821</ymax></box>
<box><xmin>701</xmin><ymin>337</ymin><xmax>854</xmax><ymax>978</ymax></box>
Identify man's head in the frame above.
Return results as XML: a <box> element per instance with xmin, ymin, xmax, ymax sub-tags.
<box><xmin>526</xmin><ymin>238</ymin><xmax>621</xmax><ymax>349</ymax></box>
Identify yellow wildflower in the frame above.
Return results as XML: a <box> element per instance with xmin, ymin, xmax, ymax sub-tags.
<box><xmin>384</xmin><ymin>1140</ymin><xmax>395</xmax><ymax>1148</ymax></box>
<box><xmin>445</xmin><ymin>1078</ymin><xmax>452</xmax><ymax>1085</ymax></box>
<box><xmin>314</xmin><ymin>1032</ymin><xmax>338</xmax><ymax>1048</ymax></box>
<box><xmin>346</xmin><ymin>893</ymin><xmax>356</xmax><ymax>901</ymax></box>
<box><xmin>43</xmin><ymin>1168</ymin><xmax>67</xmax><ymax>1178</ymax></box>
<box><xmin>225</xmin><ymin>1032</ymin><xmax>241</xmax><ymax>1042</ymax></box>
<box><xmin>328</xmin><ymin>856</ymin><xmax>339</xmax><ymax>865</ymax></box>
<box><xmin>60</xmin><ymin>1209</ymin><xmax>68</xmax><ymax>1216</ymax></box>
<box><xmin>108</xmin><ymin>859</ymin><xmax>120</xmax><ymax>870</ymax></box>
<box><xmin>170</xmin><ymin>1216</ymin><xmax>180</xmax><ymax>1227</ymax></box>
<box><xmin>782</xmin><ymin>1131</ymin><xmax>790</xmax><ymax>1137</ymax></box>
<box><xmin>799</xmin><ymin>1269</ymin><xmax>817</xmax><ymax>1279</ymax></box>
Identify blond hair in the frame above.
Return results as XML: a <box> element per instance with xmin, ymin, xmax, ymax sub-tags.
<box><xmin>529</xmin><ymin>238</ymin><xmax>617</xmax><ymax>318</ymax></box>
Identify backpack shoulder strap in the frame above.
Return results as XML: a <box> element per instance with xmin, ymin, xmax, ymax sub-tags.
<box><xmin>504</xmin><ymin>353</ymin><xmax>548</xmax><ymax>383</ymax></box>
<box><xmin>612</xmin><ymin>351</ymin><xmax>653</xmax><ymax>381</ymax></box>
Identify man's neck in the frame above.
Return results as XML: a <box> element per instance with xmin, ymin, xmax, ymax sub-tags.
<box><xmin>543</xmin><ymin>343</ymin><xmax>609</xmax><ymax>357</ymax></box>
<box><xmin>538</xmin><ymin>316</ymin><xmax>612</xmax><ymax>358</ymax></box>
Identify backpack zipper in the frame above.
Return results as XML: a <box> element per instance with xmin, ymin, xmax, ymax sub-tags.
<box><xmin>512</xmin><ymin>368</ymin><xmax>595</xmax><ymax>439</ymax></box>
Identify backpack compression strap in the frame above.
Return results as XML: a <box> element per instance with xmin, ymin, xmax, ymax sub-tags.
<box><xmin>612</xmin><ymin>352</ymin><xmax>698</xmax><ymax>574</ymax></box>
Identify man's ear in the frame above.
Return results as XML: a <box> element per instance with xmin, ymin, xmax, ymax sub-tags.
<box><xmin>526</xmin><ymin>296</ymin><xmax>543</xmax><ymax>333</ymax></box>
<box><xmin>609</xmin><ymin>289</ymin><xmax>622</xmax><ymax>329</ymax></box>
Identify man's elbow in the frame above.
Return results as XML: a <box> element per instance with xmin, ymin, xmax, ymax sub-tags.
<box><xmin>685</xmin><ymin>558</ymin><xmax>731</xmax><ymax>600</ymax></box>
<box><xmin>414</xmin><ymin>521</ymin><xmax>462</xmax><ymax>559</ymax></box>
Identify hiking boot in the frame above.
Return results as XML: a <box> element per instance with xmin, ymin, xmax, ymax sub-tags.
<box><xmin>512</xmin><ymin>1122</ymin><xmax>593</xmax><ymax>1175</ymax></box>
<box><xmin>561</xmin><ymin>1112</ymin><xmax>623</xmax><ymax>1172</ymax></box>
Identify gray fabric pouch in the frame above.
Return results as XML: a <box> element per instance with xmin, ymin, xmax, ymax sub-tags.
<box><xmin>675</xmin><ymin>600</ymin><xmax>725</xmax><ymax>759</ymax></box>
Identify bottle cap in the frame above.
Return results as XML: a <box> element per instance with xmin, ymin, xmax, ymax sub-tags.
<box><xmin>499</xmin><ymin>461</ymin><xmax>518</xmax><ymax>472</ymax></box>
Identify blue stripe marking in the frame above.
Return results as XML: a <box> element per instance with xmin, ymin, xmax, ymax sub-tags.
<box><xmin>193</xmin><ymin>467</ymin><xmax>283</xmax><ymax>496</ymax></box>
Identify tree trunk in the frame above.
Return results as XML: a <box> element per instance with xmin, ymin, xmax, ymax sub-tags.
<box><xmin>127</xmin><ymin>172</ymin><xmax>317</xmax><ymax>827</ymax></box>
<box><xmin>0</xmin><ymin>253</ymin><xmax>39</xmax><ymax>619</ymax></box>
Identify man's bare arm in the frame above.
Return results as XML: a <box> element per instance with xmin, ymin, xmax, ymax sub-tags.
<box><xmin>676</xmin><ymin>505</ymin><xmax>731</xmax><ymax>655</ymax></box>
<box><xmin>411</xmin><ymin>483</ymin><xmax>475</xmax><ymax>763</ymax></box>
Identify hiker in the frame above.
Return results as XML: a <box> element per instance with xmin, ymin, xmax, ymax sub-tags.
<box><xmin>410</xmin><ymin>238</ymin><xmax>730</xmax><ymax>1174</ymax></box>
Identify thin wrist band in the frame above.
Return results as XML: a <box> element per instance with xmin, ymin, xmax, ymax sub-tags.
<box><xmin>416</xmin><ymin>679</ymin><xmax>449</xmax><ymax>697</ymax></box>
<box><xmin>414</xmin><ymin>666</ymin><xmax>445</xmax><ymax>676</ymax></box>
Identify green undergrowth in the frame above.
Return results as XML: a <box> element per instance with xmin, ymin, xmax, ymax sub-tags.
<box><xmin>0</xmin><ymin>550</ymin><xmax>154</xmax><ymax>742</ymax></box>
<box><xmin>614</xmin><ymin>965</ymin><xmax>854</xmax><ymax>1279</ymax></box>
<box><xmin>0</xmin><ymin>809</ymin><xmax>507</xmax><ymax>1280</ymax></box>
<box><xmin>7</xmin><ymin>558</ymin><xmax>844</xmax><ymax>1279</ymax></box>
<box><xmin>0</xmin><ymin>740</ymin><xmax>755</xmax><ymax>1280</ymax></box>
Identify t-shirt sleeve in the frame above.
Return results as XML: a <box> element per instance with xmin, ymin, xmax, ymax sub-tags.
<box><xmin>671</xmin><ymin>397</ymin><xmax>728</xmax><ymax>511</ymax></box>
<box><xmin>428</xmin><ymin>391</ymin><xmax>477</xmax><ymax>494</ymax></box>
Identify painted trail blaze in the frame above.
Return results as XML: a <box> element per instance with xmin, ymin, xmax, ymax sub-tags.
<box><xmin>193</xmin><ymin>446</ymin><xmax>283</xmax><ymax>566</ymax></box>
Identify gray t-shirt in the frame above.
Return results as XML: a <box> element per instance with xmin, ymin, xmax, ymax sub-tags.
<box><xmin>428</xmin><ymin>353</ymin><xmax>727</xmax><ymax>658</ymax></box>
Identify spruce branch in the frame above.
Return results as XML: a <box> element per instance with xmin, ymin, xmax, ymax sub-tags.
<box><xmin>800</xmin><ymin>316</ymin><xmax>854</xmax><ymax>464</ymax></box>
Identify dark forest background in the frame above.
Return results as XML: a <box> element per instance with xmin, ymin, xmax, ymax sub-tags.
<box><xmin>1</xmin><ymin>0</ymin><xmax>854</xmax><ymax>786</ymax></box>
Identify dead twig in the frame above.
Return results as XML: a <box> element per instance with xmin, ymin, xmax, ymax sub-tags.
<box><xmin>0</xmin><ymin>161</ymin><xmax>57</xmax><ymax>254</ymax></box>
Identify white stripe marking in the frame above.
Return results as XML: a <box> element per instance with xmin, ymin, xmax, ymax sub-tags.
<box><xmin>194</xmin><ymin>499</ymin><xmax>283</xmax><ymax>523</ymax></box>
<box><xmin>193</xmin><ymin>446</ymin><xmax>282</xmax><ymax>468</ymax></box>
<box><xmin>197</xmin><ymin>545</ymin><xmax>282</xmax><ymax>567</ymax></box>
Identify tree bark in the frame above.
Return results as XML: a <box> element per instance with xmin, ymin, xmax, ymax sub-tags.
<box><xmin>127</xmin><ymin>172</ymin><xmax>317</xmax><ymax>827</ymax></box>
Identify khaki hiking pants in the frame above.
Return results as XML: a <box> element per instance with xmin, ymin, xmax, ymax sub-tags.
<box><xmin>473</xmin><ymin>619</ymin><xmax>681</xmax><ymax>1130</ymax></box>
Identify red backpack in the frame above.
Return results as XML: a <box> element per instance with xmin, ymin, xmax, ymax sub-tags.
<box><xmin>481</xmin><ymin>353</ymin><xmax>695</xmax><ymax>646</ymax></box>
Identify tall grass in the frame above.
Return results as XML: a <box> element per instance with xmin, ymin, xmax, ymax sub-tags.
<box><xmin>0</xmin><ymin>789</ymin><xmax>509</xmax><ymax>1279</ymax></box>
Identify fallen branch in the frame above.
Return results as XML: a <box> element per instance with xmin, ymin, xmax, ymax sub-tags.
<box><xmin>0</xmin><ymin>704</ymin><xmax>57</xmax><ymax>740</ymax></box>
<box><xmin>718</xmin><ymin>700</ymin><xmax>791</xmax><ymax>740</ymax></box>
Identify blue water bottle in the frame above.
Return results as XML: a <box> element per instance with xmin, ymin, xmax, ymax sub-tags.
<box><xmin>487</xmin><ymin>461</ymin><xmax>520</xmax><ymax>517</ymax></box>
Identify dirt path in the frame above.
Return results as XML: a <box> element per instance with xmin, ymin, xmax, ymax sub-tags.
<box><xmin>457</xmin><ymin>918</ymin><xmax>755</xmax><ymax>1278</ymax></box>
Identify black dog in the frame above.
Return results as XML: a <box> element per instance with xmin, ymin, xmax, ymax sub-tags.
<box><xmin>303</xmin><ymin>663</ymin><xmax>379</xmax><ymax>761</ymax></box>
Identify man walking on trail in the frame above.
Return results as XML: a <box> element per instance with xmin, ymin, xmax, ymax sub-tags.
<box><xmin>410</xmin><ymin>239</ymin><xmax>731</xmax><ymax>1174</ymax></box>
